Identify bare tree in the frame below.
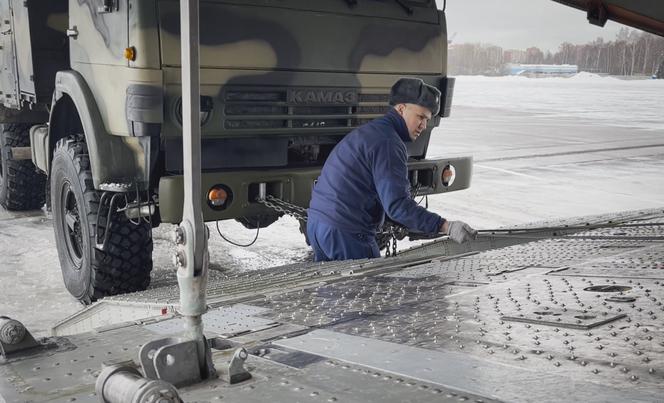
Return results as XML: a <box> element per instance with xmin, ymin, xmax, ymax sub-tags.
<box><xmin>448</xmin><ymin>28</ymin><xmax>664</xmax><ymax>77</ymax></box>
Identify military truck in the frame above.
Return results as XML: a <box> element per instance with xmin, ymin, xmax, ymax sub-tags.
<box><xmin>0</xmin><ymin>0</ymin><xmax>466</xmax><ymax>304</ymax></box>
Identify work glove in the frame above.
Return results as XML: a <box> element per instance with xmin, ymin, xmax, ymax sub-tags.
<box><xmin>446</xmin><ymin>221</ymin><xmax>478</xmax><ymax>244</ymax></box>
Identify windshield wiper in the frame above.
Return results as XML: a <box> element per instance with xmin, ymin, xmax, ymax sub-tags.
<box><xmin>394</xmin><ymin>0</ymin><xmax>414</xmax><ymax>15</ymax></box>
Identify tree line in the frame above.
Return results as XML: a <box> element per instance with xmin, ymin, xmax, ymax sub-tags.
<box><xmin>449</xmin><ymin>28</ymin><xmax>664</xmax><ymax>77</ymax></box>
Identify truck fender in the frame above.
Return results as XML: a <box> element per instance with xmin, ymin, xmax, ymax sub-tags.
<box><xmin>49</xmin><ymin>71</ymin><xmax>143</xmax><ymax>188</ymax></box>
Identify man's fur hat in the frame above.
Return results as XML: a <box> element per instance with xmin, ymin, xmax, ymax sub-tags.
<box><xmin>389</xmin><ymin>78</ymin><xmax>441</xmax><ymax>115</ymax></box>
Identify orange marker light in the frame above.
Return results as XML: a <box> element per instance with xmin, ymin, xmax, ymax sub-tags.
<box><xmin>124</xmin><ymin>46</ymin><xmax>136</xmax><ymax>61</ymax></box>
<box><xmin>208</xmin><ymin>187</ymin><xmax>228</xmax><ymax>207</ymax></box>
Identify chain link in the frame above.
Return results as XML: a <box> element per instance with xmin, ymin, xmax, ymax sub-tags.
<box><xmin>257</xmin><ymin>194</ymin><xmax>411</xmax><ymax>258</ymax></box>
<box><xmin>382</xmin><ymin>221</ymin><xmax>409</xmax><ymax>257</ymax></box>
<box><xmin>256</xmin><ymin>195</ymin><xmax>308</xmax><ymax>223</ymax></box>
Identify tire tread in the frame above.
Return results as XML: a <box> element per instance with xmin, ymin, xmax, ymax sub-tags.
<box><xmin>0</xmin><ymin>123</ymin><xmax>46</xmax><ymax>210</ymax></box>
<box><xmin>53</xmin><ymin>137</ymin><xmax>152</xmax><ymax>304</ymax></box>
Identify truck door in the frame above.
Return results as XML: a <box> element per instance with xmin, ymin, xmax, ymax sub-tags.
<box><xmin>0</xmin><ymin>0</ymin><xmax>19</xmax><ymax>109</ymax></box>
<box><xmin>69</xmin><ymin>0</ymin><xmax>128</xmax><ymax>66</ymax></box>
<box><xmin>10</xmin><ymin>0</ymin><xmax>36</xmax><ymax>103</ymax></box>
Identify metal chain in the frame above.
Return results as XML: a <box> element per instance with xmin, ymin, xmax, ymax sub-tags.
<box><xmin>256</xmin><ymin>195</ymin><xmax>308</xmax><ymax>223</ymax></box>
<box><xmin>257</xmin><ymin>194</ymin><xmax>412</xmax><ymax>258</ymax></box>
<box><xmin>382</xmin><ymin>185</ymin><xmax>420</xmax><ymax>257</ymax></box>
<box><xmin>382</xmin><ymin>221</ymin><xmax>409</xmax><ymax>257</ymax></box>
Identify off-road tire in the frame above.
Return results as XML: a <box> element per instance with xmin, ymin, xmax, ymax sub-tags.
<box><xmin>51</xmin><ymin>137</ymin><xmax>153</xmax><ymax>304</ymax></box>
<box><xmin>0</xmin><ymin>124</ymin><xmax>46</xmax><ymax>210</ymax></box>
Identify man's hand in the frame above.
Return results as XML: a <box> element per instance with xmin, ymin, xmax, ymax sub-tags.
<box><xmin>444</xmin><ymin>221</ymin><xmax>478</xmax><ymax>244</ymax></box>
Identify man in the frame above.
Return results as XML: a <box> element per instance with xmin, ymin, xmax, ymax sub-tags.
<box><xmin>307</xmin><ymin>77</ymin><xmax>477</xmax><ymax>262</ymax></box>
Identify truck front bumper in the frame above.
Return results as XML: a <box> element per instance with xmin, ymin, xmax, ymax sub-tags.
<box><xmin>158</xmin><ymin>156</ymin><xmax>473</xmax><ymax>224</ymax></box>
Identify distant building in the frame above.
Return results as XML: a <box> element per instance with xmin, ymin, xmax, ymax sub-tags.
<box><xmin>505</xmin><ymin>64</ymin><xmax>578</xmax><ymax>76</ymax></box>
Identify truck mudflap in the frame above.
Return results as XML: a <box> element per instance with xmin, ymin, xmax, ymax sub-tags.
<box><xmin>157</xmin><ymin>156</ymin><xmax>473</xmax><ymax>224</ymax></box>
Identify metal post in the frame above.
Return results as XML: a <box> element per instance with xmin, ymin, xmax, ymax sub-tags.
<box><xmin>177</xmin><ymin>0</ymin><xmax>208</xmax><ymax>364</ymax></box>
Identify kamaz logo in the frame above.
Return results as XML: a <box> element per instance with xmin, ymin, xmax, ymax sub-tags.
<box><xmin>288</xmin><ymin>89</ymin><xmax>358</xmax><ymax>105</ymax></box>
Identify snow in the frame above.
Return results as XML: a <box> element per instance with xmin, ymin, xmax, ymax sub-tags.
<box><xmin>451</xmin><ymin>74</ymin><xmax>664</xmax><ymax>130</ymax></box>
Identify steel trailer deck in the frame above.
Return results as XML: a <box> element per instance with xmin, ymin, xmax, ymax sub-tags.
<box><xmin>1</xmin><ymin>209</ymin><xmax>663</xmax><ymax>402</ymax></box>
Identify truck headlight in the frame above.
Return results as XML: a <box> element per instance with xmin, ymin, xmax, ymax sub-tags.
<box><xmin>442</xmin><ymin>164</ymin><xmax>455</xmax><ymax>187</ymax></box>
<box><xmin>175</xmin><ymin>95</ymin><xmax>213</xmax><ymax>126</ymax></box>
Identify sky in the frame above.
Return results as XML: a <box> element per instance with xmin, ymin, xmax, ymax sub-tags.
<box><xmin>437</xmin><ymin>0</ymin><xmax>626</xmax><ymax>52</ymax></box>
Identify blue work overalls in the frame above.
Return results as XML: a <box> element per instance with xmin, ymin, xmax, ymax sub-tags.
<box><xmin>307</xmin><ymin>109</ymin><xmax>443</xmax><ymax>261</ymax></box>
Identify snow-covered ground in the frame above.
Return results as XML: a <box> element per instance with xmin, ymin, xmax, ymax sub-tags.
<box><xmin>449</xmin><ymin>74</ymin><xmax>664</xmax><ymax>130</ymax></box>
<box><xmin>1</xmin><ymin>74</ymin><xmax>663</xmax><ymax>336</ymax></box>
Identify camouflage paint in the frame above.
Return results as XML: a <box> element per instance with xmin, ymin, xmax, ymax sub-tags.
<box><xmin>3</xmin><ymin>0</ymin><xmax>457</xmax><ymax>223</ymax></box>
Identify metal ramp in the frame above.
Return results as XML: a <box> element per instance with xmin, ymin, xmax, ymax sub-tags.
<box><xmin>52</xmin><ymin>209</ymin><xmax>663</xmax><ymax>335</ymax></box>
<box><xmin>3</xmin><ymin>208</ymin><xmax>663</xmax><ymax>402</ymax></box>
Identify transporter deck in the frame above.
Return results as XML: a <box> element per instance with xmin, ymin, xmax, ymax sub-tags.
<box><xmin>2</xmin><ymin>209</ymin><xmax>664</xmax><ymax>402</ymax></box>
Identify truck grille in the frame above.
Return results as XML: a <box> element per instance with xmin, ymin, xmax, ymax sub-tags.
<box><xmin>221</xmin><ymin>87</ymin><xmax>390</xmax><ymax>132</ymax></box>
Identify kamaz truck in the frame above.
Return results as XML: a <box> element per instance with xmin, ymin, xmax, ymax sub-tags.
<box><xmin>0</xmin><ymin>0</ymin><xmax>467</xmax><ymax>304</ymax></box>
<box><xmin>1</xmin><ymin>1</ymin><xmax>664</xmax><ymax>403</ymax></box>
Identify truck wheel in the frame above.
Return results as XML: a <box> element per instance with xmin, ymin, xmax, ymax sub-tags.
<box><xmin>51</xmin><ymin>137</ymin><xmax>153</xmax><ymax>304</ymax></box>
<box><xmin>0</xmin><ymin>124</ymin><xmax>46</xmax><ymax>210</ymax></box>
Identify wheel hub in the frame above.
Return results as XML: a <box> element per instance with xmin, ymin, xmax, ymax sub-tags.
<box><xmin>61</xmin><ymin>182</ymin><xmax>84</xmax><ymax>268</ymax></box>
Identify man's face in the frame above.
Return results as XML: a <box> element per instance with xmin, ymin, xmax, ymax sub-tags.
<box><xmin>395</xmin><ymin>103</ymin><xmax>432</xmax><ymax>141</ymax></box>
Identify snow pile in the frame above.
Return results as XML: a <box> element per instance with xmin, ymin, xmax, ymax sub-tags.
<box><xmin>567</xmin><ymin>71</ymin><xmax>610</xmax><ymax>80</ymax></box>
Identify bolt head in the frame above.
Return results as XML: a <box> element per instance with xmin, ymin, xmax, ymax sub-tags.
<box><xmin>172</xmin><ymin>226</ymin><xmax>185</xmax><ymax>245</ymax></box>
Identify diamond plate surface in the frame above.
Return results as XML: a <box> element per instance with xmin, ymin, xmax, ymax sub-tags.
<box><xmin>501</xmin><ymin>309</ymin><xmax>627</xmax><ymax>330</ymax></box>
<box><xmin>0</xmin><ymin>325</ymin><xmax>498</xmax><ymax>403</ymax></box>
<box><xmin>551</xmin><ymin>244</ymin><xmax>664</xmax><ymax>279</ymax></box>
<box><xmin>276</xmin><ymin>329</ymin><xmax>660</xmax><ymax>403</ymax></box>
<box><xmin>144</xmin><ymin>304</ymin><xmax>276</xmax><ymax>337</ymax></box>
<box><xmin>250</xmin><ymin>218</ymin><xmax>664</xmax><ymax>400</ymax></box>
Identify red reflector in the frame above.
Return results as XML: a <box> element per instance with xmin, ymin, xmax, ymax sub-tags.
<box><xmin>161</xmin><ymin>308</ymin><xmax>168</xmax><ymax>315</ymax></box>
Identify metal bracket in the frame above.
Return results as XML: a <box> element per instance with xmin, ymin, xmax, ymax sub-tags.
<box><xmin>139</xmin><ymin>337</ymin><xmax>216</xmax><ymax>388</ymax></box>
<box><xmin>95</xmin><ymin>191</ymin><xmax>126</xmax><ymax>250</ymax></box>
<box><xmin>223</xmin><ymin>348</ymin><xmax>251</xmax><ymax>384</ymax></box>
<box><xmin>97</xmin><ymin>0</ymin><xmax>119</xmax><ymax>14</ymax></box>
<box><xmin>66</xmin><ymin>26</ymin><xmax>78</xmax><ymax>38</ymax></box>
<box><xmin>209</xmin><ymin>339</ymin><xmax>252</xmax><ymax>384</ymax></box>
<box><xmin>0</xmin><ymin>317</ymin><xmax>40</xmax><ymax>360</ymax></box>
<box><xmin>587</xmin><ymin>1</ymin><xmax>608</xmax><ymax>27</ymax></box>
<box><xmin>8</xmin><ymin>146</ymin><xmax>31</xmax><ymax>160</ymax></box>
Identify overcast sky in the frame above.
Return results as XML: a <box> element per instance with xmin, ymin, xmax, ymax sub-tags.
<box><xmin>437</xmin><ymin>0</ymin><xmax>627</xmax><ymax>52</ymax></box>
